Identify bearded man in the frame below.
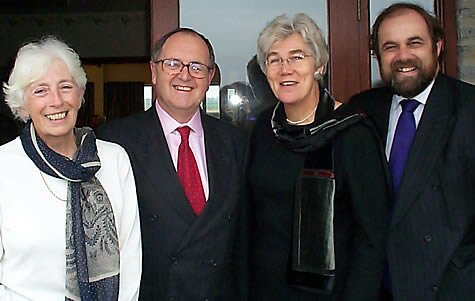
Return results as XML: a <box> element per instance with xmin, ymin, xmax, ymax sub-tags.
<box><xmin>349</xmin><ymin>3</ymin><xmax>475</xmax><ymax>301</ymax></box>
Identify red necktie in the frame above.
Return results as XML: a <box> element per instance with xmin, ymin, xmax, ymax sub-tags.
<box><xmin>177</xmin><ymin>126</ymin><xmax>206</xmax><ymax>215</ymax></box>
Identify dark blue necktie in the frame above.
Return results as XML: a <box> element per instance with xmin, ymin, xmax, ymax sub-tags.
<box><xmin>389</xmin><ymin>99</ymin><xmax>420</xmax><ymax>196</ymax></box>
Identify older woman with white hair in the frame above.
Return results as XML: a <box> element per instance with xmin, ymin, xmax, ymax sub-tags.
<box><xmin>0</xmin><ymin>36</ymin><xmax>141</xmax><ymax>301</ymax></box>
<box><xmin>247</xmin><ymin>13</ymin><xmax>389</xmax><ymax>300</ymax></box>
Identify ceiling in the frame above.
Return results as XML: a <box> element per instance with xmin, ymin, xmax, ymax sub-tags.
<box><xmin>2</xmin><ymin>0</ymin><xmax>149</xmax><ymax>14</ymax></box>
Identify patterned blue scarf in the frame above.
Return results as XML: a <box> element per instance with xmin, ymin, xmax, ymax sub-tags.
<box><xmin>20</xmin><ymin>121</ymin><xmax>120</xmax><ymax>301</ymax></box>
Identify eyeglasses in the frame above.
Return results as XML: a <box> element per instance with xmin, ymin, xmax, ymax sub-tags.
<box><xmin>266</xmin><ymin>53</ymin><xmax>313</xmax><ymax>71</ymax></box>
<box><xmin>154</xmin><ymin>58</ymin><xmax>213</xmax><ymax>79</ymax></box>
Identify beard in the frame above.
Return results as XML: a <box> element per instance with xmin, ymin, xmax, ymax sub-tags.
<box><xmin>382</xmin><ymin>56</ymin><xmax>438</xmax><ymax>98</ymax></box>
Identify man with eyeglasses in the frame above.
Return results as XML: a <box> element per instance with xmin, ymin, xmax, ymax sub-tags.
<box><xmin>98</xmin><ymin>28</ymin><xmax>248</xmax><ymax>301</ymax></box>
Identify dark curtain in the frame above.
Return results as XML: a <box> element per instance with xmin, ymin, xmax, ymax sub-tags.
<box><xmin>104</xmin><ymin>82</ymin><xmax>144</xmax><ymax>122</ymax></box>
<box><xmin>77</xmin><ymin>82</ymin><xmax>94</xmax><ymax>128</ymax></box>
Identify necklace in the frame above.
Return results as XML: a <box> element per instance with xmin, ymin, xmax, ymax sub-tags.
<box><xmin>39</xmin><ymin>171</ymin><xmax>67</xmax><ymax>202</ymax></box>
<box><xmin>286</xmin><ymin>103</ymin><xmax>319</xmax><ymax>125</ymax></box>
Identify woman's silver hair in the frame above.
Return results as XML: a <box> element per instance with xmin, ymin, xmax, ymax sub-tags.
<box><xmin>3</xmin><ymin>36</ymin><xmax>87</xmax><ymax>121</ymax></box>
<box><xmin>257</xmin><ymin>13</ymin><xmax>329</xmax><ymax>76</ymax></box>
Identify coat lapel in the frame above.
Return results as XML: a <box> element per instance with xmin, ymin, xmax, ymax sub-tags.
<box><xmin>391</xmin><ymin>74</ymin><xmax>457</xmax><ymax>228</ymax></box>
<box><xmin>366</xmin><ymin>89</ymin><xmax>393</xmax><ymax>142</ymax></box>
<box><xmin>175</xmin><ymin>113</ymin><xmax>239</xmax><ymax>251</ymax></box>
<box><xmin>201</xmin><ymin>116</ymin><xmax>227</xmax><ymax>212</ymax></box>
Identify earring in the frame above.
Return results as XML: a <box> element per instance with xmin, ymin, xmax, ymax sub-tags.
<box><xmin>314</xmin><ymin>70</ymin><xmax>323</xmax><ymax>80</ymax></box>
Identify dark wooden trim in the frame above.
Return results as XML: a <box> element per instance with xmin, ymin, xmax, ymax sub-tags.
<box><xmin>437</xmin><ymin>0</ymin><xmax>458</xmax><ymax>78</ymax></box>
<box><xmin>328</xmin><ymin>0</ymin><xmax>370</xmax><ymax>102</ymax></box>
<box><xmin>357</xmin><ymin>0</ymin><xmax>371</xmax><ymax>93</ymax></box>
<box><xmin>150</xmin><ymin>0</ymin><xmax>179</xmax><ymax>49</ymax></box>
<box><xmin>149</xmin><ymin>0</ymin><xmax>178</xmax><ymax>100</ymax></box>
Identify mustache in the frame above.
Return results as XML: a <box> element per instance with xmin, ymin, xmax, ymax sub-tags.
<box><xmin>391</xmin><ymin>58</ymin><xmax>421</xmax><ymax>71</ymax></box>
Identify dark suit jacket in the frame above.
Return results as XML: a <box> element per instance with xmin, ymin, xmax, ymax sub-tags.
<box><xmin>97</xmin><ymin>107</ymin><xmax>248</xmax><ymax>301</ymax></box>
<box><xmin>350</xmin><ymin>73</ymin><xmax>475</xmax><ymax>301</ymax></box>
<box><xmin>0</xmin><ymin>113</ymin><xmax>19</xmax><ymax>146</ymax></box>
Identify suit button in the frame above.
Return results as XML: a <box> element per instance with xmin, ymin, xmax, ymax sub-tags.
<box><xmin>227</xmin><ymin>214</ymin><xmax>232</xmax><ymax>221</ymax></box>
<box><xmin>432</xmin><ymin>185</ymin><xmax>439</xmax><ymax>191</ymax></box>
<box><xmin>391</xmin><ymin>238</ymin><xmax>401</xmax><ymax>247</ymax></box>
<box><xmin>433</xmin><ymin>285</ymin><xmax>439</xmax><ymax>292</ymax></box>
<box><xmin>424</xmin><ymin>235</ymin><xmax>432</xmax><ymax>243</ymax></box>
<box><xmin>209</xmin><ymin>259</ymin><xmax>217</xmax><ymax>267</ymax></box>
<box><xmin>169</xmin><ymin>297</ymin><xmax>175</xmax><ymax>301</ymax></box>
<box><xmin>151</xmin><ymin>214</ymin><xmax>158</xmax><ymax>222</ymax></box>
<box><xmin>171</xmin><ymin>256</ymin><xmax>178</xmax><ymax>264</ymax></box>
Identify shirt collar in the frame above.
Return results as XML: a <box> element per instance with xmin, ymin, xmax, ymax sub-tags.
<box><xmin>155</xmin><ymin>101</ymin><xmax>204</xmax><ymax>137</ymax></box>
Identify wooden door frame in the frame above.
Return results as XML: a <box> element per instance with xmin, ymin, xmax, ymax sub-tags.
<box><xmin>328</xmin><ymin>0</ymin><xmax>370</xmax><ymax>102</ymax></box>
<box><xmin>150</xmin><ymin>0</ymin><xmax>179</xmax><ymax>53</ymax></box>
<box><xmin>436</xmin><ymin>0</ymin><xmax>457</xmax><ymax>77</ymax></box>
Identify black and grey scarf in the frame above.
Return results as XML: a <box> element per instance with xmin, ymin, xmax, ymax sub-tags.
<box><xmin>271</xmin><ymin>88</ymin><xmax>365</xmax><ymax>293</ymax></box>
<box><xmin>271</xmin><ymin>87</ymin><xmax>365</xmax><ymax>152</ymax></box>
<box><xmin>20</xmin><ymin>121</ymin><xmax>120</xmax><ymax>301</ymax></box>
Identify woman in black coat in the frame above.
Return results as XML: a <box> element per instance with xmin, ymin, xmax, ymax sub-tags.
<box><xmin>248</xmin><ymin>13</ymin><xmax>390</xmax><ymax>301</ymax></box>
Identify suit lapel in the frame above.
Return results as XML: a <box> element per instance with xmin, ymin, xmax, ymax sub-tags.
<box><xmin>391</xmin><ymin>74</ymin><xmax>457</xmax><ymax>228</ymax></box>
<box><xmin>201</xmin><ymin>116</ymin><xmax>231</xmax><ymax>215</ymax></box>
<box><xmin>176</xmin><ymin>114</ymin><xmax>235</xmax><ymax>251</ymax></box>
<box><xmin>367</xmin><ymin>90</ymin><xmax>393</xmax><ymax>142</ymax></box>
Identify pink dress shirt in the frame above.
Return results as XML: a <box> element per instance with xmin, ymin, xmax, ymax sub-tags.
<box><xmin>155</xmin><ymin>101</ymin><xmax>209</xmax><ymax>200</ymax></box>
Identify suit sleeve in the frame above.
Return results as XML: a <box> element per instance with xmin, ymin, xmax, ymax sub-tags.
<box><xmin>232</xmin><ymin>130</ymin><xmax>250</xmax><ymax>301</ymax></box>
<box><xmin>96</xmin><ymin>123</ymin><xmax>119</xmax><ymax>144</ymax></box>
<box><xmin>116</xmin><ymin>147</ymin><xmax>142</xmax><ymax>301</ymax></box>
<box><xmin>336</xmin><ymin>124</ymin><xmax>389</xmax><ymax>300</ymax></box>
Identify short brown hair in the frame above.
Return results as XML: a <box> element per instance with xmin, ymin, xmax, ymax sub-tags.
<box><xmin>370</xmin><ymin>2</ymin><xmax>444</xmax><ymax>60</ymax></box>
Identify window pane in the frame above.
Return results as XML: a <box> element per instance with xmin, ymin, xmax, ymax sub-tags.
<box><xmin>180</xmin><ymin>0</ymin><xmax>328</xmax><ymax>130</ymax></box>
<box><xmin>205</xmin><ymin>85</ymin><xmax>220</xmax><ymax>118</ymax></box>
<box><xmin>181</xmin><ymin>0</ymin><xmax>328</xmax><ymax>86</ymax></box>
<box><xmin>144</xmin><ymin>85</ymin><xmax>153</xmax><ymax>110</ymax></box>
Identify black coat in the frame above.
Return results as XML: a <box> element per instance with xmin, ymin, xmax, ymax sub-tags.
<box><xmin>247</xmin><ymin>106</ymin><xmax>389</xmax><ymax>300</ymax></box>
